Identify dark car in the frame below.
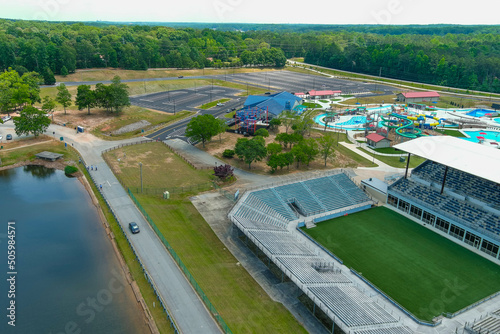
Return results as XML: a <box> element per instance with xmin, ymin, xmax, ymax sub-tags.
<box><xmin>129</xmin><ymin>222</ymin><xmax>140</xmax><ymax>234</ymax></box>
<box><xmin>178</xmin><ymin>75</ymin><xmax>184</xmax><ymax>78</ymax></box>
<box><xmin>265</xmin><ymin>92</ymin><xmax>271</xmax><ymax>95</ymax></box>
<box><xmin>6</xmin><ymin>134</ymin><xmax>12</xmax><ymax>140</ymax></box>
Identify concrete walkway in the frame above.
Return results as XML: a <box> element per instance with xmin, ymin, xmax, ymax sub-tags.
<box><xmin>45</xmin><ymin>125</ymin><xmax>221</xmax><ymax>334</ymax></box>
<box><xmin>339</xmin><ymin>141</ymin><xmax>407</xmax><ymax>173</ymax></box>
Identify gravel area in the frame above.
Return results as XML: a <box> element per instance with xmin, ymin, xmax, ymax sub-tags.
<box><xmin>113</xmin><ymin>120</ymin><xmax>151</xmax><ymax>135</ymax></box>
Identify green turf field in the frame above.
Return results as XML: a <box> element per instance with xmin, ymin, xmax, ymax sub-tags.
<box><xmin>302</xmin><ymin>207</ymin><xmax>500</xmax><ymax>321</ymax></box>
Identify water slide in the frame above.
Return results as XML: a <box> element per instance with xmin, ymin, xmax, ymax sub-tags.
<box><xmin>381</xmin><ymin>113</ymin><xmax>422</xmax><ymax>138</ymax></box>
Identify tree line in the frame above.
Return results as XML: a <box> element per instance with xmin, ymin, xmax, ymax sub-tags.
<box><xmin>1</xmin><ymin>19</ymin><xmax>498</xmax><ymax>92</ymax></box>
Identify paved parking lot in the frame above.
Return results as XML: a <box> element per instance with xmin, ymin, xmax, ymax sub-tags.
<box><xmin>224</xmin><ymin>70</ymin><xmax>396</xmax><ymax>96</ymax></box>
<box><xmin>130</xmin><ymin>85</ymin><xmax>242</xmax><ymax>113</ymax></box>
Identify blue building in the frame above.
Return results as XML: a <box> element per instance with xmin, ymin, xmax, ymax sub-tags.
<box><xmin>243</xmin><ymin>92</ymin><xmax>303</xmax><ymax>118</ymax></box>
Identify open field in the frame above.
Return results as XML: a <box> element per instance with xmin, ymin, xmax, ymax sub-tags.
<box><xmin>55</xmin><ymin>67</ymin><xmax>277</xmax><ymax>82</ymax></box>
<box><xmin>302</xmin><ymin>206</ymin><xmax>500</xmax><ymax>321</ymax></box>
<box><xmin>0</xmin><ymin>138</ymin><xmax>71</xmax><ymax>166</ymax></box>
<box><xmin>105</xmin><ymin>142</ymin><xmax>308</xmax><ymax>333</ymax></box>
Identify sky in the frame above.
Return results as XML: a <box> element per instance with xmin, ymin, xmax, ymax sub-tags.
<box><xmin>0</xmin><ymin>0</ymin><xmax>499</xmax><ymax>25</ymax></box>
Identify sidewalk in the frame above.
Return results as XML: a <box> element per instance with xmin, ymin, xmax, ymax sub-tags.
<box><xmin>48</xmin><ymin>125</ymin><xmax>221</xmax><ymax>334</ymax></box>
<box><xmin>339</xmin><ymin>141</ymin><xmax>406</xmax><ymax>173</ymax></box>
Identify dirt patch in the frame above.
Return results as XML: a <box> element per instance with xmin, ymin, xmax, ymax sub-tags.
<box><xmin>53</xmin><ymin>109</ymin><xmax>114</xmax><ymax>131</ymax></box>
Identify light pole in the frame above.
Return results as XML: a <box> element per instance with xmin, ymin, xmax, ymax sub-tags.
<box><xmin>139</xmin><ymin>162</ymin><xmax>143</xmax><ymax>193</ymax></box>
<box><xmin>173</xmin><ymin>99</ymin><xmax>176</xmax><ymax>115</ymax></box>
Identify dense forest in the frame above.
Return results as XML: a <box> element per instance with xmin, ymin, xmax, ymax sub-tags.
<box><xmin>0</xmin><ymin>19</ymin><xmax>499</xmax><ymax>93</ymax></box>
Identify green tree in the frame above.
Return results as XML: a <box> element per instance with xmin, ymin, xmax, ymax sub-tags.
<box><xmin>108</xmin><ymin>76</ymin><xmax>130</xmax><ymax>113</ymax></box>
<box><xmin>42</xmin><ymin>67</ymin><xmax>56</xmax><ymax>85</ymax></box>
<box><xmin>317</xmin><ymin>135</ymin><xmax>336</xmax><ymax>166</ymax></box>
<box><xmin>235</xmin><ymin>137</ymin><xmax>267</xmax><ymax>169</ymax></box>
<box><xmin>13</xmin><ymin>105</ymin><xmax>51</xmax><ymax>137</ymax></box>
<box><xmin>269</xmin><ymin>118</ymin><xmax>281</xmax><ymax>132</ymax></box>
<box><xmin>278</xmin><ymin>109</ymin><xmax>298</xmax><ymax>134</ymax></box>
<box><xmin>216</xmin><ymin>118</ymin><xmax>228</xmax><ymax>142</ymax></box>
<box><xmin>185</xmin><ymin>114</ymin><xmax>219</xmax><ymax>147</ymax></box>
<box><xmin>267</xmin><ymin>142</ymin><xmax>282</xmax><ymax>156</ymax></box>
<box><xmin>56</xmin><ymin>83</ymin><xmax>72</xmax><ymax>115</ymax></box>
<box><xmin>61</xmin><ymin>66</ymin><xmax>69</xmax><ymax>77</ymax></box>
<box><xmin>41</xmin><ymin>96</ymin><xmax>56</xmax><ymax>120</ymax></box>
<box><xmin>267</xmin><ymin>154</ymin><xmax>281</xmax><ymax>173</ymax></box>
<box><xmin>94</xmin><ymin>83</ymin><xmax>111</xmax><ymax>112</ymax></box>
<box><xmin>75</xmin><ymin>85</ymin><xmax>95</xmax><ymax>115</ymax></box>
<box><xmin>254</xmin><ymin>128</ymin><xmax>269</xmax><ymax>137</ymax></box>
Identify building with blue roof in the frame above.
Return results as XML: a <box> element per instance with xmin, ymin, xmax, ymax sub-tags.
<box><xmin>243</xmin><ymin>92</ymin><xmax>303</xmax><ymax>118</ymax></box>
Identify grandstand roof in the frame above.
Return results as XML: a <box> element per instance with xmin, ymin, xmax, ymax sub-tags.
<box><xmin>394</xmin><ymin>136</ymin><xmax>500</xmax><ymax>184</ymax></box>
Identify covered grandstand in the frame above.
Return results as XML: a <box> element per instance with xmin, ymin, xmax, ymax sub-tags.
<box><xmin>390</xmin><ymin>136</ymin><xmax>500</xmax><ymax>260</ymax></box>
<box><xmin>229</xmin><ymin>171</ymin><xmax>422</xmax><ymax>334</ymax></box>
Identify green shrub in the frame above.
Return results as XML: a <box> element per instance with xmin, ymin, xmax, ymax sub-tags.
<box><xmin>222</xmin><ymin>149</ymin><xmax>235</xmax><ymax>158</ymax></box>
<box><xmin>64</xmin><ymin>165</ymin><xmax>78</xmax><ymax>175</ymax></box>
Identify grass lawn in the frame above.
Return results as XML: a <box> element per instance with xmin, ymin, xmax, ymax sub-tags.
<box><xmin>106</xmin><ymin>142</ymin><xmax>308</xmax><ymax>334</ymax></box>
<box><xmin>357</xmin><ymin>147</ymin><xmax>424</xmax><ymax>168</ymax></box>
<box><xmin>224</xmin><ymin>111</ymin><xmax>236</xmax><ymax>118</ymax></box>
<box><xmin>0</xmin><ymin>138</ymin><xmax>71</xmax><ymax>166</ymax></box>
<box><xmin>373</xmin><ymin>147</ymin><xmax>405</xmax><ymax>154</ymax></box>
<box><xmin>302</xmin><ymin>102</ymin><xmax>322</xmax><ymax>109</ymax></box>
<box><xmin>435</xmin><ymin>129</ymin><xmax>466</xmax><ymax>137</ymax></box>
<box><xmin>199</xmin><ymin>98</ymin><xmax>231</xmax><ymax>110</ymax></box>
<box><xmin>302</xmin><ymin>207</ymin><xmax>500</xmax><ymax>321</ymax></box>
<box><xmin>55</xmin><ymin>67</ymin><xmax>277</xmax><ymax>82</ymax></box>
<box><xmin>319</xmin><ymin>100</ymin><xmax>329</xmax><ymax>103</ymax></box>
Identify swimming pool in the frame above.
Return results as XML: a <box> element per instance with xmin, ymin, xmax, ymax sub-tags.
<box><xmin>466</xmin><ymin>109</ymin><xmax>495</xmax><ymax>117</ymax></box>
<box><xmin>462</xmin><ymin>130</ymin><xmax>500</xmax><ymax>143</ymax></box>
<box><xmin>494</xmin><ymin>118</ymin><xmax>500</xmax><ymax>124</ymax></box>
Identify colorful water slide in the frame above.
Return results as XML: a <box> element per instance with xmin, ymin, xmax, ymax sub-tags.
<box><xmin>381</xmin><ymin>113</ymin><xmax>422</xmax><ymax>138</ymax></box>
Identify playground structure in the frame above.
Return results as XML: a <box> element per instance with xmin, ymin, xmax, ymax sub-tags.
<box><xmin>235</xmin><ymin>106</ymin><xmax>269</xmax><ymax>134</ymax></box>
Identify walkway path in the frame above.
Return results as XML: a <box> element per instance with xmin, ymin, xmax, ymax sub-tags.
<box><xmin>45</xmin><ymin>125</ymin><xmax>221</xmax><ymax>334</ymax></box>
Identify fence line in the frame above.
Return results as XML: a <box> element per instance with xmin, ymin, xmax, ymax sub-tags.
<box><xmin>128</xmin><ymin>182</ymin><xmax>214</xmax><ymax>196</ymax></box>
<box><xmin>128</xmin><ymin>189</ymin><xmax>233</xmax><ymax>334</ymax></box>
<box><xmin>80</xmin><ymin>157</ymin><xmax>180</xmax><ymax>333</ymax></box>
<box><xmin>101</xmin><ymin>138</ymin><xmax>154</xmax><ymax>154</ymax></box>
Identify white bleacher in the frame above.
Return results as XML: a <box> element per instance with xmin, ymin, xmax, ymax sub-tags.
<box><xmin>309</xmin><ymin>286</ymin><xmax>398</xmax><ymax>327</ymax></box>
<box><xmin>354</xmin><ymin>326</ymin><xmax>413</xmax><ymax>334</ymax></box>
<box><xmin>275</xmin><ymin>256</ymin><xmax>352</xmax><ymax>285</ymax></box>
<box><xmin>251</xmin><ymin>188</ymin><xmax>298</xmax><ymax>220</ymax></box>
<box><xmin>233</xmin><ymin>216</ymin><xmax>286</xmax><ymax>231</ymax></box>
<box><xmin>247</xmin><ymin>230</ymin><xmax>316</xmax><ymax>256</ymax></box>
<box><xmin>471</xmin><ymin>315</ymin><xmax>500</xmax><ymax>333</ymax></box>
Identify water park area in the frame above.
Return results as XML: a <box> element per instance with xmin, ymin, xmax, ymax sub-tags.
<box><xmin>314</xmin><ymin>103</ymin><xmax>500</xmax><ymax>148</ymax></box>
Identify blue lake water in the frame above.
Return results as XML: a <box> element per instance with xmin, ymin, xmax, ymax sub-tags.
<box><xmin>0</xmin><ymin>166</ymin><xmax>148</xmax><ymax>334</ymax></box>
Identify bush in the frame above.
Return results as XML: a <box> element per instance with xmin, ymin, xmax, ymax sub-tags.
<box><xmin>222</xmin><ymin>149</ymin><xmax>235</xmax><ymax>158</ymax></box>
<box><xmin>254</xmin><ymin>128</ymin><xmax>269</xmax><ymax>137</ymax></box>
<box><xmin>64</xmin><ymin>165</ymin><xmax>78</xmax><ymax>175</ymax></box>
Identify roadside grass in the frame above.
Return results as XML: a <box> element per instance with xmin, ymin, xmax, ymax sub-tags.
<box><xmin>92</xmin><ymin>109</ymin><xmax>193</xmax><ymax>140</ymax></box>
<box><xmin>357</xmin><ymin>147</ymin><xmax>425</xmax><ymax>168</ymax></box>
<box><xmin>105</xmin><ymin>142</ymin><xmax>308</xmax><ymax>334</ymax></box>
<box><xmin>290</xmin><ymin>57</ymin><xmax>304</xmax><ymax>63</ymax></box>
<box><xmin>55</xmin><ymin>67</ymin><xmax>278</xmax><ymax>82</ymax></box>
<box><xmin>435</xmin><ymin>128</ymin><xmax>466</xmax><ymax>137</ymax></box>
<box><xmin>199</xmin><ymin>98</ymin><xmax>231</xmax><ymax>110</ymax></box>
<box><xmin>224</xmin><ymin>111</ymin><xmax>236</xmax><ymax>118</ymax></box>
<box><xmin>319</xmin><ymin>100</ymin><xmax>329</xmax><ymax>103</ymax></box>
<box><xmin>284</xmin><ymin>66</ymin><xmax>329</xmax><ymax>77</ymax></box>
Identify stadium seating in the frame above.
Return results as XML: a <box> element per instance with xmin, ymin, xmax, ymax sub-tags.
<box><xmin>275</xmin><ymin>256</ymin><xmax>352</xmax><ymax>285</ymax></box>
<box><xmin>354</xmin><ymin>327</ymin><xmax>413</xmax><ymax>334</ymax></box>
<box><xmin>390</xmin><ymin>178</ymin><xmax>500</xmax><ymax>238</ymax></box>
<box><xmin>248</xmin><ymin>230</ymin><xmax>316</xmax><ymax>256</ymax></box>
<box><xmin>412</xmin><ymin>161</ymin><xmax>500</xmax><ymax>208</ymax></box>
<box><xmin>309</xmin><ymin>286</ymin><xmax>398</xmax><ymax>327</ymax></box>
<box><xmin>471</xmin><ymin>314</ymin><xmax>500</xmax><ymax>333</ymax></box>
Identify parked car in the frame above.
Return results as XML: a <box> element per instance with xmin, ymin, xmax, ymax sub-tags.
<box><xmin>178</xmin><ymin>75</ymin><xmax>184</xmax><ymax>78</ymax></box>
<box><xmin>129</xmin><ymin>222</ymin><xmax>140</xmax><ymax>234</ymax></box>
<box><xmin>6</xmin><ymin>134</ymin><xmax>12</xmax><ymax>140</ymax></box>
